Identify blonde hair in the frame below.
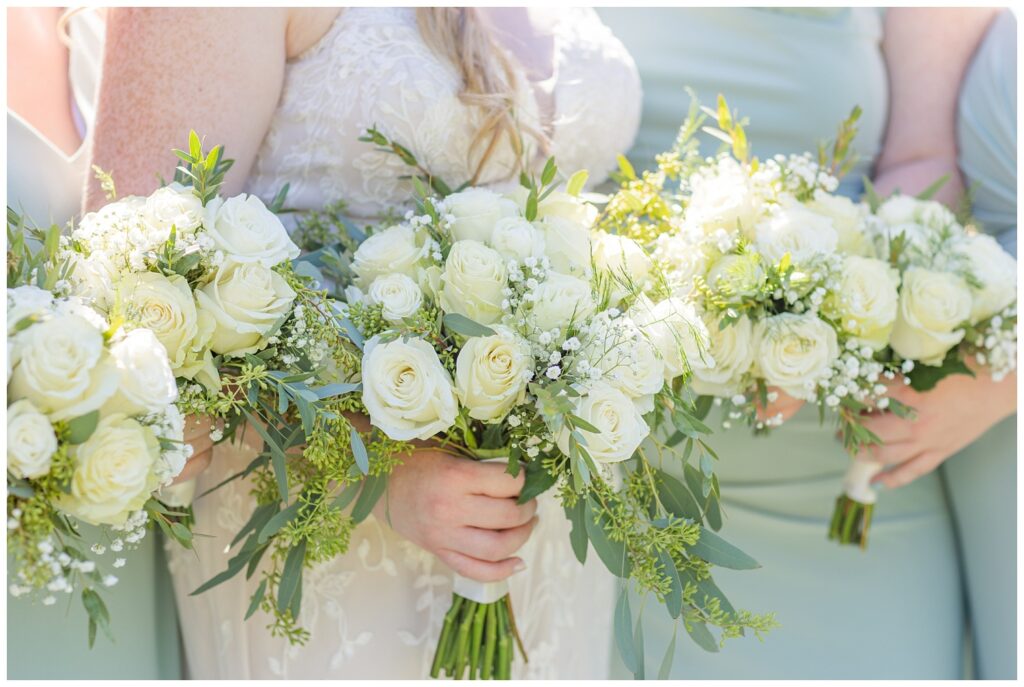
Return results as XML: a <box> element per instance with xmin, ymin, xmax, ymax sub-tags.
<box><xmin>416</xmin><ymin>8</ymin><xmax>548</xmax><ymax>184</ymax></box>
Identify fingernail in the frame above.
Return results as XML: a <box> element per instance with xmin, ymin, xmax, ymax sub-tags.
<box><xmin>513</xmin><ymin>561</ymin><xmax>526</xmax><ymax>573</ymax></box>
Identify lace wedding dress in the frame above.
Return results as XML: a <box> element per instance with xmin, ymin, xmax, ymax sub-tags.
<box><xmin>164</xmin><ymin>8</ymin><xmax>640</xmax><ymax>678</ymax></box>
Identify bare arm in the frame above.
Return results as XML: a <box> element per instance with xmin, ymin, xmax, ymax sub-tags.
<box><xmin>85</xmin><ymin>8</ymin><xmax>290</xmax><ymax>209</ymax></box>
<box><xmin>873</xmin><ymin>8</ymin><xmax>998</xmax><ymax>206</ymax></box>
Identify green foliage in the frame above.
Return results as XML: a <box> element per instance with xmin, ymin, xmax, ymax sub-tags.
<box><xmin>172</xmin><ymin>130</ymin><xmax>235</xmax><ymax>206</ymax></box>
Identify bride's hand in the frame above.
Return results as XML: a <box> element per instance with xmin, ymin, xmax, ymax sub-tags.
<box><xmin>856</xmin><ymin>366</ymin><xmax>1016</xmax><ymax>489</ymax></box>
<box><xmin>373</xmin><ymin>449</ymin><xmax>539</xmax><ymax>583</ymax></box>
<box><xmin>170</xmin><ymin>415</ymin><xmax>215</xmax><ymax>485</ymax></box>
<box><xmin>755</xmin><ymin>387</ymin><xmax>805</xmax><ymax>425</ymax></box>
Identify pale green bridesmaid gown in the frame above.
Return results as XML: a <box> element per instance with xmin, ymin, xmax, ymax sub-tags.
<box><xmin>598</xmin><ymin>8</ymin><xmax>966</xmax><ymax>678</ymax></box>
<box><xmin>944</xmin><ymin>9</ymin><xmax>1017</xmax><ymax>680</ymax></box>
<box><xmin>6</xmin><ymin>12</ymin><xmax>182</xmax><ymax>680</ymax></box>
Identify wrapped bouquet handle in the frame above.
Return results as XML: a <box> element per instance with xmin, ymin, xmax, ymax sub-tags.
<box><xmin>828</xmin><ymin>460</ymin><xmax>884</xmax><ymax>547</ymax></box>
<box><xmin>431</xmin><ymin>453</ymin><xmax>527</xmax><ymax>680</ymax></box>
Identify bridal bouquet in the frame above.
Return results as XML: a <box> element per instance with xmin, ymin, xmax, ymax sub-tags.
<box><xmin>58</xmin><ymin>134</ymin><xmax>373</xmax><ymax>635</ymax></box>
<box><xmin>7</xmin><ymin>217</ymin><xmax>189</xmax><ymax>645</ymax></box>
<box><xmin>314</xmin><ymin>132</ymin><xmax>776</xmax><ymax>679</ymax></box>
<box><xmin>827</xmin><ymin>190</ymin><xmax>1018</xmax><ymax>544</ymax></box>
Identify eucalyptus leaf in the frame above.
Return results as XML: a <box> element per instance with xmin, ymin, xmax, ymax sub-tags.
<box><xmin>585</xmin><ymin>497</ymin><xmax>631</xmax><ymax>577</ymax></box>
<box><xmin>442</xmin><ymin>313</ymin><xmax>496</xmax><ymax>338</ymax></box>
<box><xmin>657</xmin><ymin>630</ymin><xmax>677</xmax><ymax>679</ymax></box>
<box><xmin>245</xmin><ymin>579</ymin><xmax>267</xmax><ymax>620</ymax></box>
<box><xmin>656</xmin><ymin>470</ymin><xmax>702</xmax><ymax>522</ymax></box>
<box><xmin>351</xmin><ymin>473</ymin><xmax>387</xmax><ymax>523</ymax></box>
<box><xmin>565</xmin><ymin>500</ymin><xmax>588</xmax><ymax>564</ymax></box>
<box><xmin>689</xmin><ymin>527</ymin><xmax>760</xmax><ymax>570</ymax></box>
<box><xmin>351</xmin><ymin>427</ymin><xmax>370</xmax><ymax>475</ymax></box>
<box><xmin>66</xmin><ymin>411</ymin><xmax>100</xmax><ymax>445</ymax></box>
<box><xmin>614</xmin><ymin>587</ymin><xmax>638</xmax><ymax>674</ymax></box>
<box><xmin>685</xmin><ymin>620</ymin><xmax>719</xmax><ymax>653</ymax></box>
<box><xmin>277</xmin><ymin>539</ymin><xmax>307</xmax><ymax>615</ymax></box>
<box><xmin>658</xmin><ymin>549</ymin><xmax>683</xmax><ymax>618</ymax></box>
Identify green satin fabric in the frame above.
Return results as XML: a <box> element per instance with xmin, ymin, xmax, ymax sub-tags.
<box><xmin>945</xmin><ymin>10</ymin><xmax>1018</xmax><ymax>679</ymax></box>
<box><xmin>598</xmin><ymin>7</ymin><xmax>967</xmax><ymax>678</ymax></box>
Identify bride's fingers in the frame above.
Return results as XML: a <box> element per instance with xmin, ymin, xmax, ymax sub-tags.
<box><xmin>453</xmin><ymin>518</ymin><xmax>538</xmax><ymax>563</ymax></box>
<box><xmin>468</xmin><ymin>461</ymin><xmax>526</xmax><ymax>498</ymax></box>
<box><xmin>461</xmin><ymin>495</ymin><xmax>537</xmax><ymax>530</ymax></box>
<box><xmin>171</xmin><ymin>448</ymin><xmax>212</xmax><ymax>485</ymax></box>
<box><xmin>435</xmin><ymin>548</ymin><xmax>527</xmax><ymax>583</ymax></box>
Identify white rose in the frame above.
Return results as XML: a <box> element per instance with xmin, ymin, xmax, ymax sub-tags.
<box><xmin>489</xmin><ymin>216</ymin><xmax>546</xmax><ymax>261</ymax></box>
<box><xmin>7</xmin><ymin>399</ymin><xmax>58</xmax><ymax>479</ymax></box>
<box><xmin>117</xmin><ymin>272</ymin><xmax>216</xmax><ymax>380</ymax></box>
<box><xmin>539</xmin><ymin>215</ymin><xmax>592</xmax><ymax>276</ymax></box>
<box><xmin>196</xmin><ymin>258</ymin><xmax>297</xmax><ymax>356</ymax></box>
<box><xmin>58</xmin><ymin>414</ymin><xmax>160</xmax><ymax>525</ymax></box>
<box><xmin>652</xmin><ymin>230</ymin><xmax>707</xmax><ymax>298</ymax></box>
<box><xmin>591</xmin><ymin>232</ymin><xmax>653</xmax><ymax>303</ymax></box>
<box><xmin>808</xmin><ymin>190</ymin><xmax>874</xmax><ymax>257</ymax></box>
<box><xmin>754</xmin><ymin>313</ymin><xmax>839</xmax><ymax>401</ymax></box>
<box><xmin>687</xmin><ymin>159</ymin><xmax>763</xmax><ymax>236</ymax></box>
<box><xmin>141</xmin><ymin>184</ymin><xmax>208</xmax><ymax>237</ymax></box>
<box><xmin>529</xmin><ymin>272</ymin><xmax>596</xmax><ymax>332</ymax></box>
<box><xmin>67</xmin><ymin>251</ymin><xmax>118</xmax><ymax>310</ymax></box>
<box><xmin>206</xmin><ymin>194</ymin><xmax>299</xmax><ymax>267</ymax></box>
<box><xmin>592</xmin><ymin>332</ymin><xmax>665</xmax><ymax>414</ymax></box>
<box><xmin>630</xmin><ymin>296</ymin><xmax>713</xmax><ymax>381</ymax></box>
<box><xmin>889</xmin><ymin>267</ymin><xmax>972</xmax><ymax>365</ymax></box>
<box><xmin>8</xmin><ymin>313</ymin><xmax>118</xmax><ymax>421</ymax></box>
<box><xmin>102</xmin><ymin>329</ymin><xmax>179</xmax><ymax>416</ymax></box>
<box><xmin>360</xmin><ymin>336</ymin><xmax>457</xmax><ymax>440</ymax></box>
<box><xmin>704</xmin><ymin>252</ymin><xmax>766</xmax><ymax>301</ymax></box>
<box><xmin>878</xmin><ymin>195</ymin><xmax>955</xmax><ymax>231</ymax></box>
<box><xmin>827</xmin><ymin>256</ymin><xmax>900</xmax><ymax>350</ymax></box>
<box><xmin>444</xmin><ymin>188</ymin><xmax>519</xmax><ymax>243</ymax></box>
<box><xmin>439</xmin><ymin>240</ymin><xmax>507</xmax><ymax>325</ymax></box>
<box><xmin>754</xmin><ymin>199</ymin><xmax>838</xmax><ymax>265</ymax></box>
<box><xmin>955</xmin><ymin>233</ymin><xmax>1017</xmax><ymax>323</ymax></box>
<box><xmin>455</xmin><ymin>326</ymin><xmax>532</xmax><ymax>422</ymax></box>
<box><xmin>7</xmin><ymin>285</ymin><xmax>54</xmax><ymax>334</ymax></box>
<box><xmin>352</xmin><ymin>224</ymin><xmax>428</xmax><ymax>288</ymax></box>
<box><xmin>555</xmin><ymin>382</ymin><xmax>650</xmax><ymax>464</ymax></box>
<box><xmin>691</xmin><ymin>314</ymin><xmax>756</xmax><ymax>397</ymax></box>
<box><xmin>367</xmin><ymin>273</ymin><xmax>423</xmax><ymax>323</ymax></box>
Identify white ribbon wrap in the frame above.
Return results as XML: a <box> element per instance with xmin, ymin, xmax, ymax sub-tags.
<box><xmin>451</xmin><ymin>454</ymin><xmax>514</xmax><ymax>604</ymax></box>
<box><xmin>842</xmin><ymin>460</ymin><xmax>884</xmax><ymax>504</ymax></box>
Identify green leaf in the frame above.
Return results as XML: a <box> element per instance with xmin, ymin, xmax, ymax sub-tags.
<box><xmin>169</xmin><ymin>522</ymin><xmax>193</xmax><ymax>548</ymax></box>
<box><xmin>66</xmin><ymin>411</ymin><xmax>100</xmax><ymax>444</ymax></box>
<box><xmin>633</xmin><ymin>614</ymin><xmax>646</xmax><ymax>679</ymax></box>
<box><xmin>244</xmin><ymin>412</ymin><xmax>289</xmax><ymax>502</ymax></box>
<box><xmin>540</xmin><ymin>157</ymin><xmax>558</xmax><ymax>187</ymax></box>
<box><xmin>565</xmin><ymin>500</ymin><xmax>588</xmax><ymax>564</ymax></box>
<box><xmin>693</xmin><ymin>395</ymin><xmax>714</xmax><ymax>421</ymax></box>
<box><xmin>245</xmin><ymin>579</ymin><xmax>267</xmax><ymax>620</ymax></box>
<box><xmin>517</xmin><ymin>461</ymin><xmax>557</xmax><ymax>504</ymax></box>
<box><xmin>689</xmin><ymin>527</ymin><xmax>760</xmax><ymax>570</ymax></box>
<box><xmin>313</xmin><ymin>382</ymin><xmax>360</xmax><ymax>399</ymax></box>
<box><xmin>567</xmin><ymin>413</ymin><xmax>601</xmax><ymax>434</ymax></box>
<box><xmin>277</xmin><ymin>539</ymin><xmax>306</xmax><ymax>615</ymax></box>
<box><xmin>916</xmin><ymin>174</ymin><xmax>950</xmax><ymax>201</ymax></box>
<box><xmin>192</xmin><ymin>533</ymin><xmax>259</xmax><ymax>595</ymax></box>
<box><xmin>525</xmin><ymin>190</ymin><xmax>538</xmax><ymax>222</ymax></box>
<box><xmin>332</xmin><ymin>483</ymin><xmax>362</xmax><ymax>511</ymax></box>
<box><xmin>585</xmin><ymin>497</ymin><xmax>631</xmax><ymax>577</ymax></box>
<box><xmin>351</xmin><ymin>473</ymin><xmax>387</xmax><ymax>523</ymax></box>
<box><xmin>81</xmin><ymin>588</ymin><xmax>113</xmax><ymax>646</ymax></box>
<box><xmin>656</xmin><ymin>470</ymin><xmax>702</xmax><ymax>522</ymax></box>
<box><xmin>351</xmin><ymin>427</ymin><xmax>370</xmax><ymax>475</ymax></box>
<box><xmin>566</xmin><ymin>170</ymin><xmax>589</xmax><ymax>197</ymax></box>
<box><xmin>442</xmin><ymin>313</ymin><xmax>496</xmax><ymax>338</ymax></box>
<box><xmin>258</xmin><ymin>500</ymin><xmax>302</xmax><ymax>543</ymax></box>
<box><xmin>862</xmin><ymin>175</ymin><xmax>882</xmax><ymax>213</ymax></box>
<box><xmin>614</xmin><ymin>587</ymin><xmax>638</xmax><ymax>674</ymax></box>
<box><xmin>907</xmin><ymin>348</ymin><xmax>974</xmax><ymax>392</ymax></box>
<box><xmin>657</xmin><ymin>630</ymin><xmax>677</xmax><ymax>679</ymax></box>
<box><xmin>685</xmin><ymin>620</ymin><xmax>719</xmax><ymax>653</ymax></box>
<box><xmin>658</xmin><ymin>549</ymin><xmax>683</xmax><ymax>619</ymax></box>
<box><xmin>616</xmin><ymin>154</ymin><xmax>637</xmax><ymax>181</ymax></box>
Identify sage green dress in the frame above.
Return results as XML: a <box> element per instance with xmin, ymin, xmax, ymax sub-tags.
<box><xmin>6</xmin><ymin>12</ymin><xmax>182</xmax><ymax>680</ymax></box>
<box><xmin>598</xmin><ymin>8</ymin><xmax>966</xmax><ymax>679</ymax></box>
<box><xmin>944</xmin><ymin>9</ymin><xmax>1017</xmax><ymax>679</ymax></box>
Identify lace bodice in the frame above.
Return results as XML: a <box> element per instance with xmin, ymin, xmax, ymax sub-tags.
<box><xmin>245</xmin><ymin>7</ymin><xmax>641</xmax><ymax>218</ymax></box>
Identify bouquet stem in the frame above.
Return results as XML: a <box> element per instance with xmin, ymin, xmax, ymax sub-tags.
<box><xmin>430</xmin><ymin>591</ymin><xmax>526</xmax><ymax>680</ymax></box>
<box><xmin>828</xmin><ymin>460</ymin><xmax>883</xmax><ymax>548</ymax></box>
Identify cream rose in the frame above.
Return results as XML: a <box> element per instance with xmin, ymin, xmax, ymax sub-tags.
<box><xmin>593</xmin><ymin>333</ymin><xmax>665</xmax><ymax>414</ymax></box>
<box><xmin>58</xmin><ymin>414</ymin><xmax>160</xmax><ymax>525</ymax></box>
<box><xmin>8</xmin><ymin>314</ymin><xmax>118</xmax><ymax>421</ymax></box>
<box><xmin>555</xmin><ymin>382</ymin><xmax>650</xmax><ymax>464</ymax></box>
<box><xmin>207</xmin><ymin>194</ymin><xmax>299</xmax><ymax>267</ymax></box>
<box><xmin>361</xmin><ymin>336</ymin><xmax>458</xmax><ymax>441</ymax></box>
<box><xmin>877</xmin><ymin>195</ymin><xmax>955</xmax><ymax>231</ymax></box>
<box><xmin>455</xmin><ymin>326</ymin><xmax>532</xmax><ymax>422</ymax></box>
<box><xmin>592</xmin><ymin>232</ymin><xmax>653</xmax><ymax>303</ymax></box>
<box><xmin>117</xmin><ymin>272</ymin><xmax>215</xmax><ymax>379</ymax></box>
<box><xmin>7</xmin><ymin>285</ymin><xmax>54</xmax><ymax>334</ymax></box>
<box><xmin>809</xmin><ymin>190</ymin><xmax>873</xmax><ymax>256</ymax></box>
<box><xmin>691</xmin><ymin>314</ymin><xmax>756</xmax><ymax>397</ymax></box>
<box><xmin>652</xmin><ymin>230</ymin><xmax>707</xmax><ymax>298</ymax></box>
<box><xmin>630</xmin><ymin>296</ymin><xmax>713</xmax><ymax>381</ymax></box>
<box><xmin>102</xmin><ymin>329</ymin><xmax>179</xmax><ymax>416</ymax></box>
<box><xmin>439</xmin><ymin>240</ymin><xmax>507</xmax><ymax>325</ymax></box>
<box><xmin>889</xmin><ymin>267</ymin><xmax>972</xmax><ymax>365</ymax></box>
<box><xmin>754</xmin><ymin>199</ymin><xmax>838</xmax><ymax>265</ymax></box>
<box><xmin>539</xmin><ymin>215</ymin><xmax>592</xmax><ymax>276</ymax></box>
<box><xmin>67</xmin><ymin>251</ymin><xmax>118</xmax><ymax>310</ymax></box>
<box><xmin>529</xmin><ymin>272</ymin><xmax>596</xmax><ymax>332</ymax></box>
<box><xmin>955</xmin><ymin>233</ymin><xmax>1017</xmax><ymax>323</ymax></box>
<box><xmin>687</xmin><ymin>159</ymin><xmax>763</xmax><ymax>236</ymax></box>
<box><xmin>444</xmin><ymin>188</ymin><xmax>519</xmax><ymax>243</ymax></box>
<box><xmin>754</xmin><ymin>313</ymin><xmax>839</xmax><ymax>401</ymax></box>
<box><xmin>367</xmin><ymin>273</ymin><xmax>424</xmax><ymax>323</ymax></box>
<box><xmin>827</xmin><ymin>256</ymin><xmax>900</xmax><ymax>350</ymax></box>
<box><xmin>489</xmin><ymin>216</ymin><xmax>546</xmax><ymax>261</ymax></box>
<box><xmin>705</xmin><ymin>252</ymin><xmax>766</xmax><ymax>301</ymax></box>
<box><xmin>7</xmin><ymin>399</ymin><xmax>58</xmax><ymax>479</ymax></box>
<box><xmin>141</xmin><ymin>183</ymin><xmax>208</xmax><ymax>236</ymax></box>
<box><xmin>352</xmin><ymin>224</ymin><xmax>428</xmax><ymax>288</ymax></box>
<box><xmin>196</xmin><ymin>258</ymin><xmax>297</xmax><ymax>356</ymax></box>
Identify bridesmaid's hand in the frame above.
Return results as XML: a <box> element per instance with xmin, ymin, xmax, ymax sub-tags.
<box><xmin>170</xmin><ymin>415</ymin><xmax>215</xmax><ymax>485</ymax></box>
<box><xmin>755</xmin><ymin>387</ymin><xmax>805</xmax><ymax>425</ymax></box>
<box><xmin>856</xmin><ymin>365</ymin><xmax>1016</xmax><ymax>489</ymax></box>
<box><xmin>373</xmin><ymin>450</ymin><xmax>538</xmax><ymax>583</ymax></box>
